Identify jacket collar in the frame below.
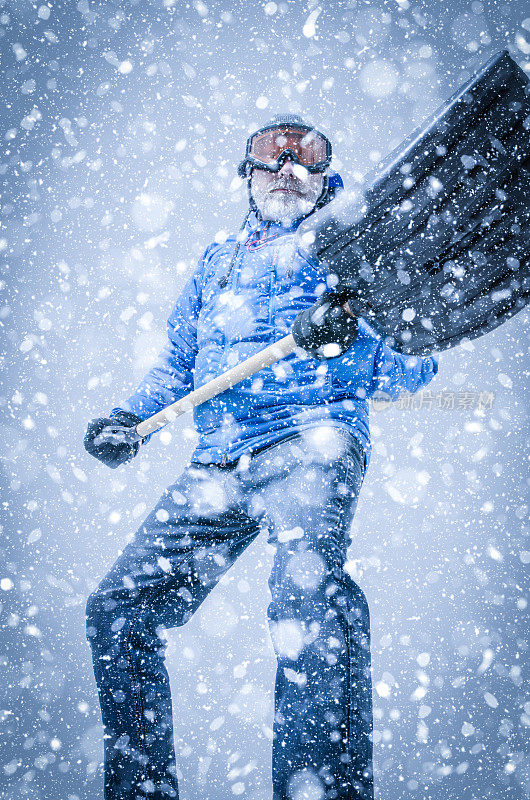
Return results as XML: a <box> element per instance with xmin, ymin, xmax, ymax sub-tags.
<box><xmin>244</xmin><ymin>209</ymin><xmax>308</xmax><ymax>238</ymax></box>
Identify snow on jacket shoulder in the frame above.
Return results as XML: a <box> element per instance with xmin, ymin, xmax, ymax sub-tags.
<box><xmin>110</xmin><ymin>211</ymin><xmax>439</xmax><ymax>467</ymax></box>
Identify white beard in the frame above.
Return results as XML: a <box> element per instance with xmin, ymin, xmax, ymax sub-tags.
<box><xmin>251</xmin><ymin>175</ymin><xmax>322</xmax><ymax>224</ymax></box>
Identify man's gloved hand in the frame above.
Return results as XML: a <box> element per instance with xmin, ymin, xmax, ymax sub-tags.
<box><xmin>292</xmin><ymin>292</ymin><xmax>359</xmax><ymax>359</ymax></box>
<box><xmin>84</xmin><ymin>410</ymin><xmax>146</xmax><ymax>469</ymax></box>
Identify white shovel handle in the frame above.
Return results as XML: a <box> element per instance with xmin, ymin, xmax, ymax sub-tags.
<box><xmin>135</xmin><ymin>334</ymin><xmax>297</xmax><ymax>438</ymax></box>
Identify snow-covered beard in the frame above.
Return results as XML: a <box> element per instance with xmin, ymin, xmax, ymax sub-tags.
<box><xmin>250</xmin><ymin>171</ymin><xmax>323</xmax><ymax>224</ymax></box>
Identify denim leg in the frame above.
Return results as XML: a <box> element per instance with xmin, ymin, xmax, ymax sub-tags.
<box><xmin>85</xmin><ymin>464</ymin><xmax>259</xmax><ymax>800</ymax></box>
<box><xmin>243</xmin><ymin>429</ymin><xmax>373</xmax><ymax>800</ymax></box>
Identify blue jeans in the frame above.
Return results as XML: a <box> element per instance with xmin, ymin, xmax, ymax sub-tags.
<box><xmin>86</xmin><ymin>428</ymin><xmax>373</xmax><ymax>800</ymax></box>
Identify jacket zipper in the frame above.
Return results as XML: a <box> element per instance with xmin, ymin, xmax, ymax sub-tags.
<box><xmin>268</xmin><ymin>251</ymin><xmax>279</xmax><ymax>326</ymax></box>
<box><xmin>218</xmin><ymin>243</ymin><xmax>246</xmax><ymax>469</ymax></box>
<box><xmin>217</xmin><ymin>244</ymin><xmax>245</xmax><ymax>376</ymax></box>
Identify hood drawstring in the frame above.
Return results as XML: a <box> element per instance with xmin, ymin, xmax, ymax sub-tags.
<box><xmin>218</xmin><ymin>212</ymin><xmax>304</xmax><ymax>290</ymax></box>
<box><xmin>218</xmin><ymin>210</ymin><xmax>251</xmax><ymax>289</ymax></box>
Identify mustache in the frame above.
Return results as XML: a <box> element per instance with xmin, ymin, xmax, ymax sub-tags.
<box><xmin>267</xmin><ymin>176</ymin><xmax>307</xmax><ymax>194</ymax></box>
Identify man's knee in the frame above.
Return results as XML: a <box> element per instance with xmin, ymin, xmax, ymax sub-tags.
<box><xmin>85</xmin><ymin>586</ymin><xmax>108</xmax><ymax>645</ymax></box>
<box><xmin>85</xmin><ymin>581</ymin><xmax>133</xmax><ymax>649</ymax></box>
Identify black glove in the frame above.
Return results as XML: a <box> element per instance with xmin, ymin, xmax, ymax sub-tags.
<box><xmin>84</xmin><ymin>410</ymin><xmax>146</xmax><ymax>469</ymax></box>
<box><xmin>292</xmin><ymin>292</ymin><xmax>359</xmax><ymax>359</ymax></box>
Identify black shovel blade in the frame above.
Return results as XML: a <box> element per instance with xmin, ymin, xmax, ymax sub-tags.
<box><xmin>298</xmin><ymin>50</ymin><xmax>530</xmax><ymax>355</ymax></box>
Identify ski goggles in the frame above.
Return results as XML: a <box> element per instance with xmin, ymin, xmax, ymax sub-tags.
<box><xmin>238</xmin><ymin>124</ymin><xmax>332</xmax><ymax>177</ymax></box>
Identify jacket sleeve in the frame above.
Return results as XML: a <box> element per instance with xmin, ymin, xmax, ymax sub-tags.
<box><xmin>109</xmin><ymin>254</ymin><xmax>209</xmax><ymax>423</ymax></box>
<box><xmin>369</xmin><ymin>339</ymin><xmax>439</xmax><ymax>400</ymax></box>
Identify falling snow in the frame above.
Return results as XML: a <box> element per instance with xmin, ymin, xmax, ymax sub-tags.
<box><xmin>0</xmin><ymin>2</ymin><xmax>528</xmax><ymax>800</ymax></box>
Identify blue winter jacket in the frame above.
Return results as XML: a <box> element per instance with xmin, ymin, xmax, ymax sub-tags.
<box><xmin>111</xmin><ymin>210</ymin><xmax>439</xmax><ymax>468</ymax></box>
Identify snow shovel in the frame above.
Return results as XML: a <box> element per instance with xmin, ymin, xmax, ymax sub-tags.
<box><xmin>298</xmin><ymin>49</ymin><xmax>530</xmax><ymax>355</ymax></box>
<box><xmin>106</xmin><ymin>51</ymin><xmax>530</xmax><ymax>443</ymax></box>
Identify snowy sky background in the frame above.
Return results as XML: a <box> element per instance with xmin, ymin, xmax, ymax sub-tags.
<box><xmin>0</xmin><ymin>1</ymin><xmax>529</xmax><ymax>799</ymax></box>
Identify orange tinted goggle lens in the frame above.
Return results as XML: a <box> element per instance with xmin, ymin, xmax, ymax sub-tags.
<box><xmin>249</xmin><ymin>128</ymin><xmax>327</xmax><ymax>165</ymax></box>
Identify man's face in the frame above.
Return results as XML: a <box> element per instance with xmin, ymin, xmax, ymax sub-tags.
<box><xmin>250</xmin><ymin>160</ymin><xmax>324</xmax><ymax>224</ymax></box>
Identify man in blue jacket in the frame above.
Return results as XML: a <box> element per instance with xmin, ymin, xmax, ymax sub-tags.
<box><xmin>84</xmin><ymin>115</ymin><xmax>439</xmax><ymax>800</ymax></box>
